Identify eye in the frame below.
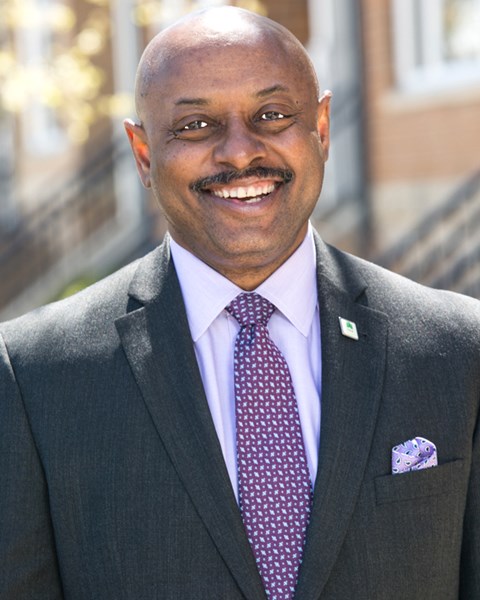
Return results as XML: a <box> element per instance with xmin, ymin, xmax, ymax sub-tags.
<box><xmin>181</xmin><ymin>120</ymin><xmax>208</xmax><ymax>131</ymax></box>
<box><xmin>171</xmin><ymin>119</ymin><xmax>212</xmax><ymax>140</ymax></box>
<box><xmin>260</xmin><ymin>111</ymin><xmax>287</xmax><ymax>121</ymax></box>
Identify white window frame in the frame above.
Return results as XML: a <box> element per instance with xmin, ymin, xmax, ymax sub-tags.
<box><xmin>391</xmin><ymin>0</ymin><xmax>480</xmax><ymax>94</ymax></box>
<box><xmin>16</xmin><ymin>0</ymin><xmax>67</xmax><ymax>156</ymax></box>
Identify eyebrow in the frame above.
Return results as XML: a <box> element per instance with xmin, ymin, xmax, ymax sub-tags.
<box><xmin>174</xmin><ymin>85</ymin><xmax>291</xmax><ymax>107</ymax></box>
<box><xmin>256</xmin><ymin>84</ymin><xmax>291</xmax><ymax>98</ymax></box>
<box><xmin>175</xmin><ymin>97</ymin><xmax>210</xmax><ymax>106</ymax></box>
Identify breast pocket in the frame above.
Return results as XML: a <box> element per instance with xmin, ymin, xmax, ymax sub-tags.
<box><xmin>374</xmin><ymin>459</ymin><xmax>465</xmax><ymax>505</ymax></box>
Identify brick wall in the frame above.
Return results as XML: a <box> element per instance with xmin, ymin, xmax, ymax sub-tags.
<box><xmin>360</xmin><ymin>0</ymin><xmax>480</xmax><ymax>248</ymax></box>
<box><xmin>261</xmin><ymin>0</ymin><xmax>309</xmax><ymax>43</ymax></box>
<box><xmin>361</xmin><ymin>0</ymin><xmax>480</xmax><ymax>183</ymax></box>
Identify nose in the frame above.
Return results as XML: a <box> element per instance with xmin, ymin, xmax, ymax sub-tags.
<box><xmin>212</xmin><ymin>117</ymin><xmax>267</xmax><ymax>170</ymax></box>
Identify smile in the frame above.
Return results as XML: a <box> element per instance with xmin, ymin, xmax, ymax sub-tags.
<box><xmin>210</xmin><ymin>182</ymin><xmax>277</xmax><ymax>202</ymax></box>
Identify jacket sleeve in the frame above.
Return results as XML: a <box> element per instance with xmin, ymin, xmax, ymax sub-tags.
<box><xmin>0</xmin><ymin>333</ymin><xmax>64</xmax><ymax>599</ymax></box>
<box><xmin>459</xmin><ymin>401</ymin><xmax>480</xmax><ymax>599</ymax></box>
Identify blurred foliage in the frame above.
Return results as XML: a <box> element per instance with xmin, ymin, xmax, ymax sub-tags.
<box><xmin>0</xmin><ymin>0</ymin><xmax>116</xmax><ymax>143</ymax></box>
<box><xmin>0</xmin><ymin>0</ymin><xmax>266</xmax><ymax>144</ymax></box>
<box><xmin>133</xmin><ymin>0</ymin><xmax>266</xmax><ymax>27</ymax></box>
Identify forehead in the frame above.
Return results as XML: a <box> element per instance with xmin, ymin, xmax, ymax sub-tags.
<box><xmin>143</xmin><ymin>37</ymin><xmax>314</xmax><ymax>111</ymax></box>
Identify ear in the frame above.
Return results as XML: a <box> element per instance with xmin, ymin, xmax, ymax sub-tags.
<box><xmin>124</xmin><ymin>118</ymin><xmax>151</xmax><ymax>188</ymax></box>
<box><xmin>317</xmin><ymin>90</ymin><xmax>332</xmax><ymax>161</ymax></box>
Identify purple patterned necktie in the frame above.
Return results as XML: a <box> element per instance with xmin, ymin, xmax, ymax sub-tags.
<box><xmin>226</xmin><ymin>292</ymin><xmax>312</xmax><ymax>600</ymax></box>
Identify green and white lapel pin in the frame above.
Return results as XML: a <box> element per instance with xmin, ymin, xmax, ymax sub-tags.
<box><xmin>339</xmin><ymin>317</ymin><xmax>359</xmax><ymax>340</ymax></box>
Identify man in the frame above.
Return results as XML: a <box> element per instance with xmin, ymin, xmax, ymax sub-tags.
<box><xmin>0</xmin><ymin>6</ymin><xmax>478</xmax><ymax>599</ymax></box>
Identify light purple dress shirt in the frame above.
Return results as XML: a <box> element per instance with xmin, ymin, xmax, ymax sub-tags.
<box><xmin>170</xmin><ymin>224</ymin><xmax>322</xmax><ymax>501</ymax></box>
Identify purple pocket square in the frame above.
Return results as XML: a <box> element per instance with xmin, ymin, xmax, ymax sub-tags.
<box><xmin>391</xmin><ymin>437</ymin><xmax>438</xmax><ymax>474</ymax></box>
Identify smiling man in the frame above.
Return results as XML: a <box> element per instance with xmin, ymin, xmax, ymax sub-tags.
<box><xmin>125</xmin><ymin>9</ymin><xmax>331</xmax><ymax>290</ymax></box>
<box><xmin>0</xmin><ymin>7</ymin><xmax>479</xmax><ymax>600</ymax></box>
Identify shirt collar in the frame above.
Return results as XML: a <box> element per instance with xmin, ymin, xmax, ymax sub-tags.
<box><xmin>170</xmin><ymin>223</ymin><xmax>318</xmax><ymax>341</ymax></box>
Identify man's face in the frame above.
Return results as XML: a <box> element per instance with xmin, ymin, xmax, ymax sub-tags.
<box><xmin>126</xmin><ymin>34</ymin><xmax>330</xmax><ymax>288</ymax></box>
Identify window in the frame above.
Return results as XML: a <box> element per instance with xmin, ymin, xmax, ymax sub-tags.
<box><xmin>392</xmin><ymin>0</ymin><xmax>480</xmax><ymax>93</ymax></box>
<box><xmin>16</xmin><ymin>0</ymin><xmax>68</xmax><ymax>155</ymax></box>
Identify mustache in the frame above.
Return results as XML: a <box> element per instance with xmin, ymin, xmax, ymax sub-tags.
<box><xmin>190</xmin><ymin>167</ymin><xmax>294</xmax><ymax>193</ymax></box>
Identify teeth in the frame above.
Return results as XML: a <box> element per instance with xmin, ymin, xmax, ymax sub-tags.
<box><xmin>212</xmin><ymin>183</ymin><xmax>276</xmax><ymax>199</ymax></box>
<box><xmin>261</xmin><ymin>185</ymin><xmax>270</xmax><ymax>195</ymax></box>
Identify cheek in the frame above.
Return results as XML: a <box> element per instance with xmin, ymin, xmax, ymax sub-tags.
<box><xmin>293</xmin><ymin>137</ymin><xmax>325</xmax><ymax>201</ymax></box>
<box><xmin>150</xmin><ymin>153</ymin><xmax>186</xmax><ymax>199</ymax></box>
<box><xmin>159</xmin><ymin>145</ymin><xmax>211</xmax><ymax>194</ymax></box>
<box><xmin>149</xmin><ymin>157</ymin><xmax>204</xmax><ymax>234</ymax></box>
<box><xmin>290</xmin><ymin>134</ymin><xmax>323</xmax><ymax>173</ymax></box>
<box><xmin>279</xmin><ymin>126</ymin><xmax>323</xmax><ymax>164</ymax></box>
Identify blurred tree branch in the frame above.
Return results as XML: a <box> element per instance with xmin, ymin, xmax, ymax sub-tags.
<box><xmin>0</xmin><ymin>0</ymin><xmax>265</xmax><ymax>143</ymax></box>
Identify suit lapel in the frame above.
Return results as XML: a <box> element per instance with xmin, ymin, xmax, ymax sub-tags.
<box><xmin>296</xmin><ymin>238</ymin><xmax>389</xmax><ymax>600</ymax></box>
<box><xmin>115</xmin><ymin>241</ymin><xmax>266</xmax><ymax>600</ymax></box>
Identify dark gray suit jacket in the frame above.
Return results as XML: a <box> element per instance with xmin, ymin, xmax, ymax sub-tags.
<box><xmin>1</xmin><ymin>234</ymin><xmax>479</xmax><ymax>599</ymax></box>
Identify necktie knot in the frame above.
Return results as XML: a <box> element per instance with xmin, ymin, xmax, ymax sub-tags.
<box><xmin>226</xmin><ymin>292</ymin><xmax>275</xmax><ymax>328</ymax></box>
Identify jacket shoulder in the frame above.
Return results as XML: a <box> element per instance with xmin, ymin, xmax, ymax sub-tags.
<box><xmin>0</xmin><ymin>241</ymin><xmax>169</xmax><ymax>361</ymax></box>
<box><xmin>320</xmin><ymin>241</ymin><xmax>480</xmax><ymax>345</ymax></box>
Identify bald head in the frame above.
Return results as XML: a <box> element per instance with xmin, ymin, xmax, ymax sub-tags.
<box><xmin>134</xmin><ymin>6</ymin><xmax>319</xmax><ymax>121</ymax></box>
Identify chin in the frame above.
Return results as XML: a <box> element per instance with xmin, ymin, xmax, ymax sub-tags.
<box><xmin>220</xmin><ymin>241</ymin><xmax>293</xmax><ymax>268</ymax></box>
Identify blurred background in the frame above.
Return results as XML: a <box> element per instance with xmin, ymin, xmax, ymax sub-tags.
<box><xmin>1</xmin><ymin>0</ymin><xmax>479</xmax><ymax>320</ymax></box>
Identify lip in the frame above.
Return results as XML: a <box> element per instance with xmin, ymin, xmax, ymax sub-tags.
<box><xmin>198</xmin><ymin>180</ymin><xmax>285</xmax><ymax>213</ymax></box>
<box><xmin>211</xmin><ymin>181</ymin><xmax>276</xmax><ymax>200</ymax></box>
<box><xmin>206</xmin><ymin>176</ymin><xmax>279</xmax><ymax>192</ymax></box>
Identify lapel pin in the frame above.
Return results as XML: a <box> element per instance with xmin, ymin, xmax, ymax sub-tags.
<box><xmin>339</xmin><ymin>317</ymin><xmax>359</xmax><ymax>340</ymax></box>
